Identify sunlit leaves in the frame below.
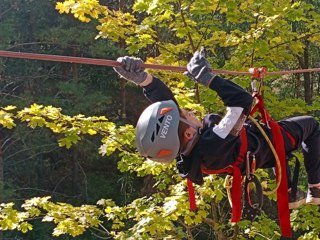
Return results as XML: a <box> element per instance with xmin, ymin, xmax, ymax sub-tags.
<box><xmin>55</xmin><ymin>0</ymin><xmax>320</xmax><ymax>81</ymax></box>
<box><xmin>15</xmin><ymin>103</ymin><xmax>117</xmax><ymax>148</ymax></box>
<box><xmin>56</xmin><ymin>0</ymin><xmax>107</xmax><ymax>22</ymax></box>
<box><xmin>97</xmin><ymin>12</ymin><xmax>136</xmax><ymax>42</ymax></box>
<box><xmin>0</xmin><ymin>105</ymin><xmax>17</xmax><ymax>129</ymax></box>
<box><xmin>0</xmin><ymin>98</ymin><xmax>318</xmax><ymax>237</ymax></box>
<box><xmin>291</xmin><ymin>205</ymin><xmax>320</xmax><ymax>239</ymax></box>
<box><xmin>56</xmin><ymin>0</ymin><xmax>137</xmax><ymax>41</ymax></box>
<box><xmin>239</xmin><ymin>214</ymin><xmax>281</xmax><ymax>240</ymax></box>
<box><xmin>23</xmin><ymin>197</ymin><xmax>101</xmax><ymax>236</ymax></box>
<box><xmin>0</xmin><ymin>0</ymin><xmax>319</xmax><ymax>238</ymax></box>
<box><xmin>0</xmin><ymin>196</ymin><xmax>103</xmax><ymax>237</ymax></box>
<box><xmin>0</xmin><ymin>203</ymin><xmax>27</xmax><ymax>231</ymax></box>
<box><xmin>0</xmin><ymin>197</ymin><xmax>104</xmax><ymax>237</ymax></box>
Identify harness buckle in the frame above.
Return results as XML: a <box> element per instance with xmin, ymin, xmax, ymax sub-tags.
<box><xmin>242</xmin><ymin>174</ymin><xmax>263</xmax><ymax>221</ymax></box>
<box><xmin>246</xmin><ymin>151</ymin><xmax>251</xmax><ymax>180</ymax></box>
<box><xmin>249</xmin><ymin>67</ymin><xmax>267</xmax><ymax>80</ymax></box>
<box><xmin>244</xmin><ymin>151</ymin><xmax>263</xmax><ymax>221</ymax></box>
<box><xmin>249</xmin><ymin>67</ymin><xmax>267</xmax><ymax>96</ymax></box>
<box><xmin>246</xmin><ymin>151</ymin><xmax>257</xmax><ymax>180</ymax></box>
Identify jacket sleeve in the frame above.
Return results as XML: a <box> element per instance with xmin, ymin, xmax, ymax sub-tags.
<box><xmin>209</xmin><ymin>76</ymin><xmax>253</xmax><ymax>138</ymax></box>
<box><xmin>142</xmin><ymin>76</ymin><xmax>179</xmax><ymax>106</ymax></box>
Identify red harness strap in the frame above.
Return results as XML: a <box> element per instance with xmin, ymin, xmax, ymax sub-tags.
<box><xmin>187</xmin><ymin>92</ymin><xmax>292</xmax><ymax>237</ymax></box>
<box><xmin>251</xmin><ymin>94</ymin><xmax>292</xmax><ymax>238</ymax></box>
<box><xmin>187</xmin><ymin>94</ymin><xmax>292</xmax><ymax>238</ymax></box>
<box><xmin>187</xmin><ymin>128</ymin><xmax>248</xmax><ymax>223</ymax></box>
<box><xmin>281</xmin><ymin>126</ymin><xmax>297</xmax><ymax>149</ymax></box>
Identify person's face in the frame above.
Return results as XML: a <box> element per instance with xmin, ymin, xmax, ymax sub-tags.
<box><xmin>180</xmin><ymin>109</ymin><xmax>202</xmax><ymax>128</ymax></box>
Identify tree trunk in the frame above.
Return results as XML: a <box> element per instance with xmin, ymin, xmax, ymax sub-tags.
<box><xmin>212</xmin><ymin>201</ymin><xmax>228</xmax><ymax>240</ymax></box>
<box><xmin>71</xmin><ymin>50</ymin><xmax>80</xmax><ymax>196</ymax></box>
<box><xmin>72</xmin><ymin>148</ymin><xmax>79</xmax><ymax>196</ymax></box>
<box><xmin>119</xmin><ymin>79</ymin><xmax>127</xmax><ymax>120</ymax></box>
<box><xmin>119</xmin><ymin>0</ymin><xmax>124</xmax><ymax>9</ymax></box>
<box><xmin>37</xmin><ymin>154</ymin><xmax>43</xmax><ymax>189</ymax></box>
<box><xmin>297</xmin><ymin>43</ymin><xmax>313</xmax><ymax>104</ymax></box>
<box><xmin>0</xmin><ymin>129</ymin><xmax>4</xmax><ymax>240</ymax></box>
<box><xmin>0</xmin><ymin>129</ymin><xmax>4</xmax><ymax>202</ymax></box>
<box><xmin>204</xmin><ymin>200</ymin><xmax>228</xmax><ymax>240</ymax></box>
<box><xmin>118</xmin><ymin>0</ymin><xmax>127</xmax><ymax>120</ymax></box>
<box><xmin>303</xmin><ymin>72</ymin><xmax>312</xmax><ymax>104</ymax></box>
<box><xmin>316</xmin><ymin>73</ymin><xmax>320</xmax><ymax>117</ymax></box>
<box><xmin>294</xmin><ymin>74</ymin><xmax>301</xmax><ymax>99</ymax></box>
<box><xmin>72</xmin><ymin>47</ymin><xmax>78</xmax><ymax>80</ymax></box>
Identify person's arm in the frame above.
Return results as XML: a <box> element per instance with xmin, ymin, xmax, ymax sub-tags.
<box><xmin>209</xmin><ymin>76</ymin><xmax>253</xmax><ymax>138</ymax></box>
<box><xmin>186</xmin><ymin>48</ymin><xmax>253</xmax><ymax>138</ymax></box>
<box><xmin>114</xmin><ymin>57</ymin><xmax>178</xmax><ymax>105</ymax></box>
<box><xmin>142</xmin><ymin>76</ymin><xmax>178</xmax><ymax>105</ymax></box>
<box><xmin>138</xmin><ymin>73</ymin><xmax>153</xmax><ymax>87</ymax></box>
<box><xmin>209</xmin><ymin>76</ymin><xmax>252</xmax><ymax>114</ymax></box>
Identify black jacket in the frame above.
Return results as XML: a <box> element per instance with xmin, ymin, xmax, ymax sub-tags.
<box><xmin>142</xmin><ymin>76</ymin><xmax>284</xmax><ymax>185</ymax></box>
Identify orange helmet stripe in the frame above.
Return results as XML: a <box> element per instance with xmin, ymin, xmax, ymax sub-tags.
<box><xmin>157</xmin><ymin>149</ymin><xmax>172</xmax><ymax>157</ymax></box>
<box><xmin>160</xmin><ymin>107</ymin><xmax>173</xmax><ymax>115</ymax></box>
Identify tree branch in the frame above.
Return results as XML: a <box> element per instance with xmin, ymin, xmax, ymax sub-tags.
<box><xmin>177</xmin><ymin>0</ymin><xmax>200</xmax><ymax>103</ymax></box>
<box><xmin>195</xmin><ymin>2</ymin><xmax>221</xmax><ymax>50</ymax></box>
<box><xmin>7</xmin><ymin>42</ymin><xmax>79</xmax><ymax>50</ymax></box>
<box><xmin>269</xmin><ymin>31</ymin><xmax>320</xmax><ymax>50</ymax></box>
<box><xmin>0</xmin><ymin>5</ymin><xmax>14</xmax><ymax>19</ymax></box>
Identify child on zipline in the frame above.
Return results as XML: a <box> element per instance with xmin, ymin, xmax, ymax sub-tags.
<box><xmin>114</xmin><ymin>48</ymin><xmax>320</xmax><ymax>208</ymax></box>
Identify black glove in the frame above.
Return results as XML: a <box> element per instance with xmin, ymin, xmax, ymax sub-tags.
<box><xmin>185</xmin><ymin>48</ymin><xmax>216</xmax><ymax>86</ymax></box>
<box><xmin>114</xmin><ymin>56</ymin><xmax>148</xmax><ymax>85</ymax></box>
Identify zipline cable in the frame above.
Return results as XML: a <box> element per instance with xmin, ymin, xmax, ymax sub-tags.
<box><xmin>1</xmin><ymin>50</ymin><xmax>320</xmax><ymax>75</ymax></box>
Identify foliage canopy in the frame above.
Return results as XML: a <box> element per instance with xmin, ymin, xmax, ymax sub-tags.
<box><xmin>1</xmin><ymin>0</ymin><xmax>320</xmax><ymax>239</ymax></box>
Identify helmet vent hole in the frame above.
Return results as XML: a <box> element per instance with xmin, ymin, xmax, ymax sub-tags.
<box><xmin>151</xmin><ymin>132</ymin><xmax>155</xmax><ymax>142</ymax></box>
<box><xmin>158</xmin><ymin>116</ymin><xmax>165</xmax><ymax>123</ymax></box>
<box><xmin>156</xmin><ymin>123</ymin><xmax>160</xmax><ymax>134</ymax></box>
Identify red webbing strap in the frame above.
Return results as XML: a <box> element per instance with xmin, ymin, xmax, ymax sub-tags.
<box><xmin>230</xmin><ymin>128</ymin><xmax>247</xmax><ymax>222</ymax></box>
<box><xmin>187</xmin><ymin>178</ymin><xmax>197</xmax><ymax>210</ymax></box>
<box><xmin>251</xmin><ymin>95</ymin><xmax>292</xmax><ymax>238</ymax></box>
<box><xmin>281</xmin><ymin>126</ymin><xmax>297</xmax><ymax>149</ymax></box>
<box><xmin>204</xmin><ymin>129</ymin><xmax>247</xmax><ymax>222</ymax></box>
<box><xmin>203</xmin><ymin>166</ymin><xmax>243</xmax><ymax>222</ymax></box>
<box><xmin>190</xmin><ymin>129</ymin><xmax>247</xmax><ymax>223</ymax></box>
<box><xmin>187</xmin><ymin>167</ymin><xmax>233</xmax><ymax>210</ymax></box>
<box><xmin>270</xmin><ymin>121</ymin><xmax>292</xmax><ymax>238</ymax></box>
<box><xmin>229</xmin><ymin>165</ymin><xmax>243</xmax><ymax>222</ymax></box>
<box><xmin>251</xmin><ymin>94</ymin><xmax>272</xmax><ymax>126</ymax></box>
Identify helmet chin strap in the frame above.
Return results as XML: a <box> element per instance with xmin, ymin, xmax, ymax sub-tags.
<box><xmin>179</xmin><ymin>118</ymin><xmax>201</xmax><ymax>156</ymax></box>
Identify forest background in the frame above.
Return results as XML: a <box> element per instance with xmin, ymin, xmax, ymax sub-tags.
<box><xmin>0</xmin><ymin>0</ymin><xmax>320</xmax><ymax>239</ymax></box>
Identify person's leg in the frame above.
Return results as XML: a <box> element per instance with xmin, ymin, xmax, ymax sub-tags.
<box><xmin>302</xmin><ymin>119</ymin><xmax>320</xmax><ymax>204</ymax></box>
<box><xmin>279</xmin><ymin>116</ymin><xmax>320</xmax><ymax>205</ymax></box>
